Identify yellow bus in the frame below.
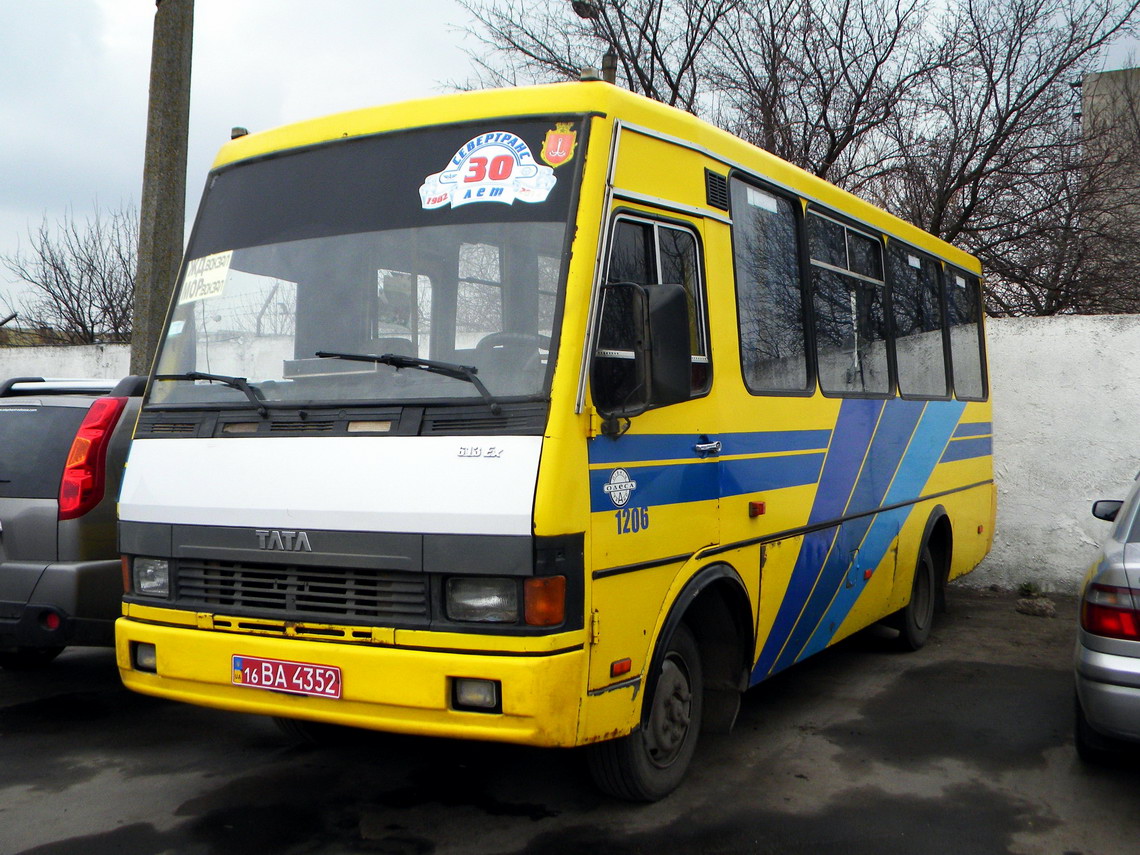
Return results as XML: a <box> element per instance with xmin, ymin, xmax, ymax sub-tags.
<box><xmin>116</xmin><ymin>81</ymin><xmax>994</xmax><ymax>801</ymax></box>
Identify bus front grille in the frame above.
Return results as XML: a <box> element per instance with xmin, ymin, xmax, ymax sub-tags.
<box><xmin>175</xmin><ymin>560</ymin><xmax>429</xmax><ymax>625</ymax></box>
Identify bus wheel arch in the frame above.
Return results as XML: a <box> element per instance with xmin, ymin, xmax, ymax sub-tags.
<box><xmin>586</xmin><ymin>563</ymin><xmax>752</xmax><ymax>801</ymax></box>
<box><xmin>924</xmin><ymin>509</ymin><xmax>953</xmax><ymax>613</ymax></box>
<box><xmin>678</xmin><ymin>565</ymin><xmax>754</xmax><ymax>735</ymax></box>
<box><xmin>890</xmin><ymin>507</ymin><xmax>953</xmax><ymax>650</ymax></box>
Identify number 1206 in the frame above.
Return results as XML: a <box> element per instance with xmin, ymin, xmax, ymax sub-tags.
<box><xmin>615</xmin><ymin>507</ymin><xmax>650</xmax><ymax>534</ymax></box>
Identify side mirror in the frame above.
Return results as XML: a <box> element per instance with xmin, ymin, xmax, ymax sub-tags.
<box><xmin>591</xmin><ymin>281</ymin><xmax>691</xmax><ymax>432</ymax></box>
<box><xmin>1092</xmin><ymin>499</ymin><xmax>1123</xmax><ymax>522</ymax></box>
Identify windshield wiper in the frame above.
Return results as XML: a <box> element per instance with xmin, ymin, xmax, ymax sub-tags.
<box><xmin>315</xmin><ymin>351</ymin><xmax>502</xmax><ymax>415</ymax></box>
<box><xmin>155</xmin><ymin>371</ymin><xmax>268</xmax><ymax>417</ymax></box>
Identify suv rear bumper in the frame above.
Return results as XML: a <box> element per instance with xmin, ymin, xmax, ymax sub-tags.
<box><xmin>0</xmin><ymin>559</ymin><xmax>122</xmax><ymax>649</ymax></box>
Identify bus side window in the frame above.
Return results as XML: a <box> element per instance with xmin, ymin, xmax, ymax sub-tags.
<box><xmin>807</xmin><ymin>212</ymin><xmax>890</xmax><ymax>396</ymax></box>
<box><xmin>729</xmin><ymin>180</ymin><xmax>808</xmax><ymax>393</ymax></box>
<box><xmin>947</xmin><ymin>269</ymin><xmax>987</xmax><ymax>400</ymax></box>
<box><xmin>888</xmin><ymin>246</ymin><xmax>948</xmax><ymax>398</ymax></box>
<box><xmin>592</xmin><ymin>216</ymin><xmax>710</xmax><ymax>411</ymax></box>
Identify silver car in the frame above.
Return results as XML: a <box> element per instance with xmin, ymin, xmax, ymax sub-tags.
<box><xmin>1075</xmin><ymin>473</ymin><xmax>1140</xmax><ymax>760</ymax></box>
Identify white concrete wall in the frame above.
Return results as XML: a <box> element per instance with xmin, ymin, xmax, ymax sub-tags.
<box><xmin>0</xmin><ymin>344</ymin><xmax>130</xmax><ymax>379</ymax></box>
<box><xmin>4</xmin><ymin>314</ymin><xmax>1138</xmax><ymax>593</ymax></box>
<box><xmin>979</xmin><ymin>315</ymin><xmax>1140</xmax><ymax>593</ymax></box>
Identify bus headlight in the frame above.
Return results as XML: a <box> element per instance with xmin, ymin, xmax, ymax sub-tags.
<box><xmin>133</xmin><ymin>557</ymin><xmax>171</xmax><ymax>597</ymax></box>
<box><xmin>445</xmin><ymin>577</ymin><xmax>518</xmax><ymax>623</ymax></box>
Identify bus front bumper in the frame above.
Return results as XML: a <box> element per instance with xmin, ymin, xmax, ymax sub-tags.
<box><xmin>115</xmin><ymin>613</ymin><xmax>587</xmax><ymax>747</ymax></box>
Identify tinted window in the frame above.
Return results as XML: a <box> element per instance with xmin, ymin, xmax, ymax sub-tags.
<box><xmin>1117</xmin><ymin>483</ymin><xmax>1140</xmax><ymax>542</ymax></box>
<box><xmin>813</xmin><ymin>268</ymin><xmax>890</xmax><ymax>395</ymax></box>
<box><xmin>0</xmin><ymin>405</ymin><xmax>86</xmax><ymax>498</ymax></box>
<box><xmin>659</xmin><ymin>227</ymin><xmax>704</xmax><ymax>358</ymax></box>
<box><xmin>154</xmin><ymin>117</ymin><xmax>582</xmax><ymax>407</ymax></box>
<box><xmin>602</xmin><ymin>217</ymin><xmax>708</xmax><ymax>370</ymax></box>
<box><xmin>730</xmin><ymin>180</ymin><xmax>808</xmax><ymax>393</ymax></box>
<box><xmin>594</xmin><ymin>216</ymin><xmax>710</xmax><ymax>406</ymax></box>
<box><xmin>607</xmin><ymin>220</ymin><xmax>654</xmax><ymax>285</ymax></box>
<box><xmin>807</xmin><ymin>215</ymin><xmax>846</xmax><ymax>268</ymax></box>
<box><xmin>889</xmin><ymin>245</ymin><xmax>948</xmax><ymax>398</ymax></box>
<box><xmin>808</xmin><ymin>212</ymin><xmax>889</xmax><ymax>396</ymax></box>
<box><xmin>947</xmin><ymin>269</ymin><xmax>986</xmax><ymax>400</ymax></box>
<box><xmin>848</xmin><ymin>230</ymin><xmax>884</xmax><ymax>279</ymax></box>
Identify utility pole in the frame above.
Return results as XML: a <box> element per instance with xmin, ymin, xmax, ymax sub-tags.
<box><xmin>130</xmin><ymin>0</ymin><xmax>193</xmax><ymax>375</ymax></box>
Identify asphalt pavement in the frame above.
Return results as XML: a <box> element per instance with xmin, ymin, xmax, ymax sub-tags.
<box><xmin>2</xmin><ymin>587</ymin><xmax>1138</xmax><ymax>855</ymax></box>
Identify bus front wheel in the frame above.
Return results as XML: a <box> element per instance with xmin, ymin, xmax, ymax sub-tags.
<box><xmin>587</xmin><ymin>623</ymin><xmax>703</xmax><ymax>801</ymax></box>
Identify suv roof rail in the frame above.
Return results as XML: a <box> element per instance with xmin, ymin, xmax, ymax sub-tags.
<box><xmin>110</xmin><ymin>375</ymin><xmax>148</xmax><ymax>397</ymax></box>
<box><xmin>0</xmin><ymin>376</ymin><xmax>47</xmax><ymax>397</ymax></box>
<box><xmin>0</xmin><ymin>377</ymin><xmax>122</xmax><ymax>398</ymax></box>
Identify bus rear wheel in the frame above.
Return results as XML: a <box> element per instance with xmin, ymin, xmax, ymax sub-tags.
<box><xmin>587</xmin><ymin>623</ymin><xmax>703</xmax><ymax>801</ymax></box>
<box><xmin>890</xmin><ymin>544</ymin><xmax>937</xmax><ymax>651</ymax></box>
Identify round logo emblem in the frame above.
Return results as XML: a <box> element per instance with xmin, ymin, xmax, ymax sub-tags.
<box><xmin>603</xmin><ymin>468</ymin><xmax>638</xmax><ymax>507</ymax></box>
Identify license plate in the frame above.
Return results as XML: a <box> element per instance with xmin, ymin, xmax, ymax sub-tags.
<box><xmin>231</xmin><ymin>655</ymin><xmax>342</xmax><ymax>699</ymax></box>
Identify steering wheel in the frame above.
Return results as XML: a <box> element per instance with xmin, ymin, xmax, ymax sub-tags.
<box><xmin>475</xmin><ymin>332</ymin><xmax>550</xmax><ymax>378</ymax></box>
<box><xmin>474</xmin><ymin>331</ymin><xmax>550</xmax><ymax>354</ymax></box>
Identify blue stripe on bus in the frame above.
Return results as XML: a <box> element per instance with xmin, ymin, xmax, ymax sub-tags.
<box><xmin>722</xmin><ymin>430</ymin><xmax>832</xmax><ymax>456</ymax></box>
<box><xmin>797</xmin><ymin>402</ymin><xmax>967</xmax><ymax>663</ymax></box>
<box><xmin>806</xmin><ymin>400</ymin><xmax>886</xmax><ymax>525</ymax></box>
<box><xmin>752</xmin><ymin>398</ymin><xmax>968</xmax><ymax>680</ymax></box>
<box><xmin>953</xmin><ymin>421</ymin><xmax>992</xmax><ymax>438</ymax></box>
<box><xmin>588</xmin><ymin>452</ymin><xmax>825</xmax><ymax>512</ymax></box>
<box><xmin>589</xmin><ymin>459</ymin><xmax>720</xmax><ymax>510</ymax></box>
<box><xmin>758</xmin><ymin>399</ymin><xmax>921</xmax><ymax>676</ymax></box>
<box><xmin>719</xmin><ymin>454</ymin><xmax>826</xmax><ymax>498</ymax></box>
<box><xmin>587</xmin><ymin>429</ymin><xmax>831</xmax><ymax>465</ymax></box>
<box><xmin>940</xmin><ymin>435</ymin><xmax>992</xmax><ymax>463</ymax></box>
<box><xmin>751</xmin><ymin>399</ymin><xmax>886</xmax><ymax>677</ymax></box>
<box><xmin>585</xmin><ymin>400</ymin><xmax>981</xmax><ymax>676</ymax></box>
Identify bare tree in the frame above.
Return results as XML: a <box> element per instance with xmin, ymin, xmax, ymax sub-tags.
<box><xmin>713</xmin><ymin>0</ymin><xmax>938</xmax><ymax>186</ymax></box>
<box><xmin>0</xmin><ymin>205</ymin><xmax>137</xmax><ymax>344</ymax></box>
<box><xmin>877</xmin><ymin>0</ymin><xmax>1140</xmax><ymax>314</ymax></box>
<box><xmin>460</xmin><ymin>0</ymin><xmax>1140</xmax><ymax>316</ymax></box>
<box><xmin>458</xmin><ymin>0</ymin><xmax>740</xmax><ymax>111</ymax></box>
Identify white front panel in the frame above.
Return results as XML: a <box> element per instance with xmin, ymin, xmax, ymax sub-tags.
<box><xmin>119</xmin><ymin>436</ymin><xmax>543</xmax><ymax>535</ymax></box>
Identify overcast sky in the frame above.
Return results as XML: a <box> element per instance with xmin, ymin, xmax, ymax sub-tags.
<box><xmin>0</xmin><ymin>0</ymin><xmax>478</xmax><ymax>307</ymax></box>
<box><xmin>0</xmin><ymin>1</ymin><xmax>1137</xmax><ymax>310</ymax></box>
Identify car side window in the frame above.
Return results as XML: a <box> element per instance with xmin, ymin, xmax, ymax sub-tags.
<box><xmin>1121</xmin><ymin>484</ymin><xmax>1140</xmax><ymax>543</ymax></box>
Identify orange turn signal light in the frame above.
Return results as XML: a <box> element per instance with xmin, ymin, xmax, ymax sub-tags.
<box><xmin>524</xmin><ymin>575</ymin><xmax>566</xmax><ymax>627</ymax></box>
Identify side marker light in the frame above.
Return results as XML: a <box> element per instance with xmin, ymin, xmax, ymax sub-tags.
<box><xmin>611</xmin><ymin>658</ymin><xmax>632</xmax><ymax>678</ymax></box>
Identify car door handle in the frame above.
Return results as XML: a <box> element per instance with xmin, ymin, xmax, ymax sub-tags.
<box><xmin>693</xmin><ymin>440</ymin><xmax>722</xmax><ymax>457</ymax></box>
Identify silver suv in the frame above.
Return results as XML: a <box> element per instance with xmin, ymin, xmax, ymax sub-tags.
<box><xmin>0</xmin><ymin>376</ymin><xmax>143</xmax><ymax>668</ymax></box>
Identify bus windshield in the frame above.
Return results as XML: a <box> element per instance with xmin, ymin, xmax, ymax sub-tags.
<box><xmin>152</xmin><ymin>117</ymin><xmax>584</xmax><ymax>408</ymax></box>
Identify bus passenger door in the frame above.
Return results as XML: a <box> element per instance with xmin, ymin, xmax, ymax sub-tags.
<box><xmin>585</xmin><ymin>212</ymin><xmax>721</xmax><ymax>693</ymax></box>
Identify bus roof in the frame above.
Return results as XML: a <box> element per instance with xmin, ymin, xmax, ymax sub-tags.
<box><xmin>212</xmin><ymin>82</ymin><xmax>978</xmax><ymax>272</ymax></box>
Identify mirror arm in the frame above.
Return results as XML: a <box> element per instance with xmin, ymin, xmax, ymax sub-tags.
<box><xmin>600</xmin><ymin>415</ymin><xmax>631</xmax><ymax>438</ymax></box>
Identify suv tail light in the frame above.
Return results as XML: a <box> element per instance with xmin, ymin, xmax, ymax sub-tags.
<box><xmin>1081</xmin><ymin>582</ymin><xmax>1140</xmax><ymax>640</ymax></box>
<box><xmin>59</xmin><ymin>396</ymin><xmax>128</xmax><ymax>520</ymax></box>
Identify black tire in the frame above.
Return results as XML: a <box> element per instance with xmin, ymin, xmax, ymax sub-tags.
<box><xmin>587</xmin><ymin>623</ymin><xmax>703</xmax><ymax>801</ymax></box>
<box><xmin>890</xmin><ymin>545</ymin><xmax>936</xmax><ymax>651</ymax></box>
<box><xmin>0</xmin><ymin>646</ymin><xmax>64</xmax><ymax>670</ymax></box>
